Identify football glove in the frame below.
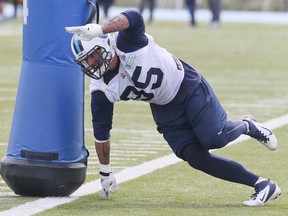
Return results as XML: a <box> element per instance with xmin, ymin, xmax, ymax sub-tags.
<box><xmin>100</xmin><ymin>172</ymin><xmax>118</xmax><ymax>199</ymax></box>
<box><xmin>65</xmin><ymin>24</ymin><xmax>103</xmax><ymax>41</ymax></box>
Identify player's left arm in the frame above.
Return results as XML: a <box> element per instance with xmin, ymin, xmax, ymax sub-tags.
<box><xmin>101</xmin><ymin>13</ymin><xmax>130</xmax><ymax>34</ymax></box>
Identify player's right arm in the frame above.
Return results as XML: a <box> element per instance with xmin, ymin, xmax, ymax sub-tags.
<box><xmin>95</xmin><ymin>139</ymin><xmax>118</xmax><ymax>199</ymax></box>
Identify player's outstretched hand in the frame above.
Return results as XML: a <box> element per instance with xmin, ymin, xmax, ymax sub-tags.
<box><xmin>65</xmin><ymin>24</ymin><xmax>103</xmax><ymax>41</ymax></box>
<box><xmin>100</xmin><ymin>172</ymin><xmax>118</xmax><ymax>199</ymax></box>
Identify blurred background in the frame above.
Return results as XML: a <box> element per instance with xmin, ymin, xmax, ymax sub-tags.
<box><xmin>1</xmin><ymin>0</ymin><xmax>288</xmax><ymax>22</ymax></box>
<box><xmin>113</xmin><ymin>0</ymin><xmax>288</xmax><ymax>11</ymax></box>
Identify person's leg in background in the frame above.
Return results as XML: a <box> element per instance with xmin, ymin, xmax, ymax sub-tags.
<box><xmin>185</xmin><ymin>0</ymin><xmax>196</xmax><ymax>27</ymax></box>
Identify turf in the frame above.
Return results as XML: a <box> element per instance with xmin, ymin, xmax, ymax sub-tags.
<box><xmin>0</xmin><ymin>18</ymin><xmax>288</xmax><ymax>215</ymax></box>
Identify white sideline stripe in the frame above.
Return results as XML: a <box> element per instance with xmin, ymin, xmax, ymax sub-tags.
<box><xmin>0</xmin><ymin>155</ymin><xmax>181</xmax><ymax>216</ymax></box>
<box><xmin>1</xmin><ymin>114</ymin><xmax>288</xmax><ymax>216</ymax></box>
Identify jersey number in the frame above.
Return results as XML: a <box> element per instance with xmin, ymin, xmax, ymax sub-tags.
<box><xmin>120</xmin><ymin>66</ymin><xmax>163</xmax><ymax>101</ymax></box>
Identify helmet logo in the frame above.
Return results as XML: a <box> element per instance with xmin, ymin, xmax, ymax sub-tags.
<box><xmin>99</xmin><ymin>34</ymin><xmax>108</xmax><ymax>39</ymax></box>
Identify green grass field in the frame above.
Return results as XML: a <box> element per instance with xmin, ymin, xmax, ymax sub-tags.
<box><xmin>0</xmin><ymin>18</ymin><xmax>288</xmax><ymax>215</ymax></box>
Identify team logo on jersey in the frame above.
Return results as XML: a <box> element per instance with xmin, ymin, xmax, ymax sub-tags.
<box><xmin>124</xmin><ymin>55</ymin><xmax>136</xmax><ymax>69</ymax></box>
<box><xmin>120</xmin><ymin>72</ymin><xmax>126</xmax><ymax>79</ymax></box>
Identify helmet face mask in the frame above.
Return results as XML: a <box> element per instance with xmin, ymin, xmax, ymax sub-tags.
<box><xmin>71</xmin><ymin>34</ymin><xmax>115</xmax><ymax>79</ymax></box>
<box><xmin>76</xmin><ymin>46</ymin><xmax>112</xmax><ymax>79</ymax></box>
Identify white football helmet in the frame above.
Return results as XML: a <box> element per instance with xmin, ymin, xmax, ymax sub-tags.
<box><xmin>71</xmin><ymin>34</ymin><xmax>115</xmax><ymax>79</ymax></box>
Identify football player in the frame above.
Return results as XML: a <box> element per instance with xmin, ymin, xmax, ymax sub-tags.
<box><xmin>66</xmin><ymin>10</ymin><xmax>281</xmax><ymax>206</ymax></box>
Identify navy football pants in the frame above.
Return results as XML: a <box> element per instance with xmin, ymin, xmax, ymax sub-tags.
<box><xmin>158</xmin><ymin>78</ymin><xmax>259</xmax><ymax>187</ymax></box>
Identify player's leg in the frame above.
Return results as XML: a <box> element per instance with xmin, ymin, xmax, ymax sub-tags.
<box><xmin>180</xmin><ymin>142</ymin><xmax>281</xmax><ymax>206</ymax></box>
<box><xmin>161</xmin><ymin>125</ymin><xmax>257</xmax><ymax>186</ymax></box>
<box><xmin>162</xmin><ymin>126</ymin><xmax>280</xmax><ymax>205</ymax></box>
<box><xmin>186</xmin><ymin>78</ymin><xmax>277</xmax><ymax>151</ymax></box>
<box><xmin>184</xmin><ymin>78</ymin><xmax>248</xmax><ymax>149</ymax></box>
<box><xmin>180</xmin><ymin>78</ymin><xmax>281</xmax><ymax>205</ymax></box>
<box><xmin>180</xmin><ymin>143</ymin><xmax>258</xmax><ymax>186</ymax></box>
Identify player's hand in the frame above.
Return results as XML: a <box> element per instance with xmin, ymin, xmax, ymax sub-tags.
<box><xmin>65</xmin><ymin>24</ymin><xmax>103</xmax><ymax>41</ymax></box>
<box><xmin>100</xmin><ymin>172</ymin><xmax>118</xmax><ymax>199</ymax></box>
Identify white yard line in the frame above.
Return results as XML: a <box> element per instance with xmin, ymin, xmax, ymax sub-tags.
<box><xmin>0</xmin><ymin>114</ymin><xmax>288</xmax><ymax>216</ymax></box>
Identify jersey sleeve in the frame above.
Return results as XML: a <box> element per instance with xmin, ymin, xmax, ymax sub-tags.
<box><xmin>116</xmin><ymin>10</ymin><xmax>148</xmax><ymax>52</ymax></box>
<box><xmin>91</xmin><ymin>90</ymin><xmax>114</xmax><ymax>142</ymax></box>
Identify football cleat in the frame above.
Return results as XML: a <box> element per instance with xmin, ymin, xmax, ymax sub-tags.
<box><xmin>242</xmin><ymin>115</ymin><xmax>278</xmax><ymax>151</ymax></box>
<box><xmin>243</xmin><ymin>179</ymin><xmax>281</xmax><ymax>207</ymax></box>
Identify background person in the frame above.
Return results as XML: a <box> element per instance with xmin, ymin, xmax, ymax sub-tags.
<box><xmin>208</xmin><ymin>0</ymin><xmax>221</xmax><ymax>27</ymax></box>
<box><xmin>13</xmin><ymin>0</ymin><xmax>23</xmax><ymax>19</ymax></box>
<box><xmin>98</xmin><ymin>0</ymin><xmax>115</xmax><ymax>21</ymax></box>
<box><xmin>185</xmin><ymin>0</ymin><xmax>196</xmax><ymax>27</ymax></box>
<box><xmin>138</xmin><ymin>0</ymin><xmax>155</xmax><ymax>23</ymax></box>
<box><xmin>0</xmin><ymin>0</ymin><xmax>5</xmax><ymax>22</ymax></box>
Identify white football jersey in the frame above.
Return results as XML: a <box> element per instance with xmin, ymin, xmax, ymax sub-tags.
<box><xmin>89</xmin><ymin>33</ymin><xmax>184</xmax><ymax>105</ymax></box>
